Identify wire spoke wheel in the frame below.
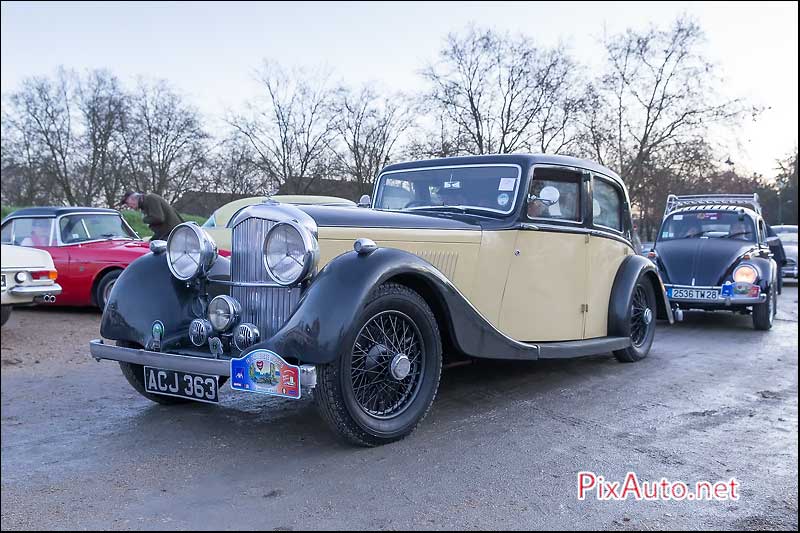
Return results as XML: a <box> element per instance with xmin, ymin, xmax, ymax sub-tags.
<box><xmin>630</xmin><ymin>285</ymin><xmax>652</xmax><ymax>348</ymax></box>
<box><xmin>350</xmin><ymin>310</ymin><xmax>425</xmax><ymax>419</ymax></box>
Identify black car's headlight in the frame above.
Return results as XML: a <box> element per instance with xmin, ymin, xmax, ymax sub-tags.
<box><xmin>263</xmin><ymin>221</ymin><xmax>318</xmax><ymax>286</ymax></box>
<box><xmin>733</xmin><ymin>264</ymin><xmax>758</xmax><ymax>284</ymax></box>
<box><xmin>166</xmin><ymin>222</ymin><xmax>218</xmax><ymax>281</ymax></box>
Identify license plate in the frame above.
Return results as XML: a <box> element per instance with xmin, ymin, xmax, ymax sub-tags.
<box><xmin>668</xmin><ymin>287</ymin><xmax>719</xmax><ymax>300</ymax></box>
<box><xmin>143</xmin><ymin>366</ymin><xmax>219</xmax><ymax>403</ymax></box>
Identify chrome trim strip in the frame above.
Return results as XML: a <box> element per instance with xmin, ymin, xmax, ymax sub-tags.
<box><xmin>208</xmin><ymin>278</ymin><xmax>284</xmax><ymax>288</ymax></box>
<box><xmin>90</xmin><ymin>339</ymin><xmax>232</xmax><ymax>376</ymax></box>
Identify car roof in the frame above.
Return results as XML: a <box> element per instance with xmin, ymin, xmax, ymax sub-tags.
<box><xmin>380</xmin><ymin>153</ymin><xmax>622</xmax><ymax>182</ymax></box>
<box><xmin>670</xmin><ymin>204</ymin><xmax>761</xmax><ymax>219</ymax></box>
<box><xmin>3</xmin><ymin>206</ymin><xmax>120</xmax><ymax>220</ymax></box>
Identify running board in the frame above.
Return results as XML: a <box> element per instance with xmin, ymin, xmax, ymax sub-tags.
<box><xmin>536</xmin><ymin>336</ymin><xmax>631</xmax><ymax>359</ymax></box>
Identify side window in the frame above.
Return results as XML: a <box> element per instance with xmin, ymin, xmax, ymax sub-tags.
<box><xmin>527</xmin><ymin>169</ymin><xmax>581</xmax><ymax>221</ymax></box>
<box><xmin>60</xmin><ymin>216</ymin><xmax>90</xmax><ymax>244</ymax></box>
<box><xmin>10</xmin><ymin>218</ymin><xmax>53</xmax><ymax>247</ymax></box>
<box><xmin>1</xmin><ymin>222</ymin><xmax>11</xmax><ymax>244</ymax></box>
<box><xmin>758</xmin><ymin>220</ymin><xmax>767</xmax><ymax>243</ymax></box>
<box><xmin>593</xmin><ymin>179</ymin><xmax>622</xmax><ymax>231</ymax></box>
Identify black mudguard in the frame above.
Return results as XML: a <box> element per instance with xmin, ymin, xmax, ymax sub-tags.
<box><xmin>100</xmin><ymin>252</ymin><xmax>230</xmax><ymax>349</ymax></box>
<box><xmin>607</xmin><ymin>255</ymin><xmax>674</xmax><ymax>339</ymax></box>
<box><xmin>248</xmin><ymin>247</ymin><xmax>541</xmax><ymax>364</ymax></box>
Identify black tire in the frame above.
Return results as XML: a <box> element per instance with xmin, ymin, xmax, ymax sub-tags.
<box><xmin>614</xmin><ymin>277</ymin><xmax>657</xmax><ymax>363</ymax></box>
<box><xmin>117</xmin><ymin>340</ymin><xmax>227</xmax><ymax>405</ymax></box>
<box><xmin>1</xmin><ymin>305</ymin><xmax>11</xmax><ymax>327</ymax></box>
<box><xmin>314</xmin><ymin>283</ymin><xmax>442</xmax><ymax>446</ymax></box>
<box><xmin>752</xmin><ymin>283</ymin><xmax>776</xmax><ymax>331</ymax></box>
<box><xmin>95</xmin><ymin>269</ymin><xmax>122</xmax><ymax>310</ymax></box>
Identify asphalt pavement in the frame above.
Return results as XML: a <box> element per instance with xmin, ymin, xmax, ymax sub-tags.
<box><xmin>1</xmin><ymin>284</ymin><xmax>797</xmax><ymax>530</ymax></box>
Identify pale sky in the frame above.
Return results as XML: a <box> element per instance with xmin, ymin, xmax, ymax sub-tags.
<box><xmin>1</xmin><ymin>1</ymin><xmax>797</xmax><ymax>179</ymax></box>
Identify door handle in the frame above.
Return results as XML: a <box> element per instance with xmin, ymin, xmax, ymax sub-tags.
<box><xmin>520</xmin><ymin>223</ymin><xmax>539</xmax><ymax>231</ymax></box>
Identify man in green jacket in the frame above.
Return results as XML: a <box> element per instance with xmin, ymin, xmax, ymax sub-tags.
<box><xmin>119</xmin><ymin>191</ymin><xmax>184</xmax><ymax>241</ymax></box>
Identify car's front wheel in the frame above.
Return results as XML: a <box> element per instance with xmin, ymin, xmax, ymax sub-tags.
<box><xmin>95</xmin><ymin>269</ymin><xmax>122</xmax><ymax>310</ymax></box>
<box><xmin>614</xmin><ymin>278</ymin><xmax>657</xmax><ymax>363</ymax></box>
<box><xmin>1</xmin><ymin>305</ymin><xmax>11</xmax><ymax>327</ymax></box>
<box><xmin>314</xmin><ymin>283</ymin><xmax>442</xmax><ymax>446</ymax></box>
<box><xmin>752</xmin><ymin>283</ymin><xmax>776</xmax><ymax>331</ymax></box>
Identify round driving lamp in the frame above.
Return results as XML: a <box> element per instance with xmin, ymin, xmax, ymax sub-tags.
<box><xmin>15</xmin><ymin>271</ymin><xmax>29</xmax><ymax>284</ymax></box>
<box><xmin>263</xmin><ymin>221</ymin><xmax>318</xmax><ymax>286</ymax></box>
<box><xmin>732</xmin><ymin>264</ymin><xmax>758</xmax><ymax>284</ymax></box>
<box><xmin>166</xmin><ymin>222</ymin><xmax>218</xmax><ymax>281</ymax></box>
<box><xmin>208</xmin><ymin>295</ymin><xmax>241</xmax><ymax>332</ymax></box>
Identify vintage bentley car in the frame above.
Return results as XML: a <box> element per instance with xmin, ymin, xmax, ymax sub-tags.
<box><xmin>89</xmin><ymin>154</ymin><xmax>672</xmax><ymax>446</ymax></box>
<box><xmin>649</xmin><ymin>194</ymin><xmax>781</xmax><ymax>330</ymax></box>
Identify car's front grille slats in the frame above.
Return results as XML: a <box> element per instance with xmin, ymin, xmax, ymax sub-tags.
<box><xmin>231</xmin><ymin>218</ymin><xmax>301</xmax><ymax>340</ymax></box>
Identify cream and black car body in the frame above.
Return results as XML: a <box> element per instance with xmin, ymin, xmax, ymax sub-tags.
<box><xmin>90</xmin><ymin>154</ymin><xmax>672</xmax><ymax>446</ymax></box>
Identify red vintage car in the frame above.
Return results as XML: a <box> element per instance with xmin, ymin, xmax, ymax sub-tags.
<box><xmin>1</xmin><ymin>207</ymin><xmax>150</xmax><ymax>308</ymax></box>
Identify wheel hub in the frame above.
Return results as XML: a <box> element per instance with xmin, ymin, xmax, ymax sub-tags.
<box><xmin>390</xmin><ymin>353</ymin><xmax>411</xmax><ymax>380</ymax></box>
<box><xmin>643</xmin><ymin>308</ymin><xmax>653</xmax><ymax>325</ymax></box>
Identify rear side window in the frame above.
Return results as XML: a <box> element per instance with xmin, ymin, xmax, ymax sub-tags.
<box><xmin>7</xmin><ymin>218</ymin><xmax>53</xmax><ymax>247</ymax></box>
<box><xmin>1</xmin><ymin>223</ymin><xmax>11</xmax><ymax>244</ymax></box>
<box><xmin>593</xmin><ymin>179</ymin><xmax>622</xmax><ymax>231</ymax></box>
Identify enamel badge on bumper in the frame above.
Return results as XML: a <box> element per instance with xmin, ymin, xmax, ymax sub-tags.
<box><xmin>230</xmin><ymin>350</ymin><xmax>301</xmax><ymax>399</ymax></box>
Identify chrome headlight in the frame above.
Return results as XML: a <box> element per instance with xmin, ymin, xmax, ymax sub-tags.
<box><xmin>166</xmin><ymin>223</ymin><xmax>218</xmax><ymax>281</ymax></box>
<box><xmin>263</xmin><ymin>221</ymin><xmax>318</xmax><ymax>286</ymax></box>
<box><xmin>208</xmin><ymin>295</ymin><xmax>241</xmax><ymax>332</ymax></box>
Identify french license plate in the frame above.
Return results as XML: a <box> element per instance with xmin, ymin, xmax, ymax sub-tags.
<box><xmin>668</xmin><ymin>287</ymin><xmax>719</xmax><ymax>300</ymax></box>
<box><xmin>143</xmin><ymin>366</ymin><xmax>219</xmax><ymax>403</ymax></box>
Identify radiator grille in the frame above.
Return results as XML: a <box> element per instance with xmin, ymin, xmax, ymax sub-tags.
<box><xmin>230</xmin><ymin>217</ymin><xmax>301</xmax><ymax>340</ymax></box>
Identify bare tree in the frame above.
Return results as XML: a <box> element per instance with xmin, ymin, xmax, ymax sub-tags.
<box><xmin>120</xmin><ymin>80</ymin><xmax>210</xmax><ymax>203</ymax></box>
<box><xmin>423</xmin><ymin>26</ymin><xmax>585</xmax><ymax>155</ymax></box>
<box><xmin>209</xmin><ymin>137</ymin><xmax>269</xmax><ymax>197</ymax></box>
<box><xmin>331</xmin><ymin>86</ymin><xmax>411</xmax><ymax>196</ymax></box>
<box><xmin>230</xmin><ymin>61</ymin><xmax>337</xmax><ymax>194</ymax></box>
<box><xmin>76</xmin><ymin>70</ymin><xmax>126</xmax><ymax>206</ymax></box>
<box><xmin>7</xmin><ymin>69</ymin><xmax>78</xmax><ymax>204</ymax></box>
<box><xmin>587</xmin><ymin>17</ymin><xmax>757</xmax><ymax>237</ymax></box>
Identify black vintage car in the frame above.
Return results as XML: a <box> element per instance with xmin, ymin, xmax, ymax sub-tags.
<box><xmin>89</xmin><ymin>154</ymin><xmax>673</xmax><ymax>446</ymax></box>
<box><xmin>650</xmin><ymin>194</ymin><xmax>781</xmax><ymax>330</ymax></box>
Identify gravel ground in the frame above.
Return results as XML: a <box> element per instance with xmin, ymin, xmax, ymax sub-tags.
<box><xmin>1</xmin><ymin>284</ymin><xmax>797</xmax><ymax>530</ymax></box>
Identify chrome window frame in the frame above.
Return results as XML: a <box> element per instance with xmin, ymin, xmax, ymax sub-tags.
<box><xmin>373</xmin><ymin>163</ymin><xmax>524</xmax><ymax>216</ymax></box>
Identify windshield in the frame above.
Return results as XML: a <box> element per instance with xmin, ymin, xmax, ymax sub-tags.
<box><xmin>202</xmin><ymin>212</ymin><xmax>217</xmax><ymax>228</ymax></box>
<box><xmin>374</xmin><ymin>165</ymin><xmax>521</xmax><ymax>215</ymax></box>
<box><xmin>59</xmin><ymin>214</ymin><xmax>136</xmax><ymax>244</ymax></box>
<box><xmin>658</xmin><ymin>211</ymin><xmax>756</xmax><ymax>242</ymax></box>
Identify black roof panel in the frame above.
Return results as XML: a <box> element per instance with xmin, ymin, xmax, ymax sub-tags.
<box><xmin>2</xmin><ymin>206</ymin><xmax>120</xmax><ymax>220</ymax></box>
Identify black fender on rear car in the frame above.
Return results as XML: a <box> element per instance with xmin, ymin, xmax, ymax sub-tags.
<box><xmin>100</xmin><ymin>252</ymin><xmax>231</xmax><ymax>350</ymax></box>
<box><xmin>247</xmin><ymin>247</ymin><xmax>542</xmax><ymax>365</ymax></box>
<box><xmin>607</xmin><ymin>255</ymin><xmax>674</xmax><ymax>339</ymax></box>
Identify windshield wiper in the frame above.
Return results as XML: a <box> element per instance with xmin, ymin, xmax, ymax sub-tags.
<box><xmin>722</xmin><ymin>231</ymin><xmax>752</xmax><ymax>240</ymax></box>
<box><xmin>406</xmin><ymin>205</ymin><xmax>496</xmax><ymax>218</ymax></box>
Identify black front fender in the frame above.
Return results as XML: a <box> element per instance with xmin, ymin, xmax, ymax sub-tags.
<box><xmin>608</xmin><ymin>255</ymin><xmax>674</xmax><ymax>339</ymax></box>
<box><xmin>100</xmin><ymin>253</ymin><xmax>230</xmax><ymax>349</ymax></box>
<box><xmin>249</xmin><ymin>247</ymin><xmax>540</xmax><ymax>365</ymax></box>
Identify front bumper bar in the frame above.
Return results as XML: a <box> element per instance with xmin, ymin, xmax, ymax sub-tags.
<box><xmin>90</xmin><ymin>340</ymin><xmax>318</xmax><ymax>389</ymax></box>
<box><xmin>90</xmin><ymin>339</ymin><xmax>232</xmax><ymax>376</ymax></box>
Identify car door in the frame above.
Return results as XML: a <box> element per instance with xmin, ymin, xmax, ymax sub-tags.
<box><xmin>584</xmin><ymin>175</ymin><xmax>634</xmax><ymax>339</ymax></box>
<box><xmin>498</xmin><ymin>166</ymin><xmax>588</xmax><ymax>342</ymax></box>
